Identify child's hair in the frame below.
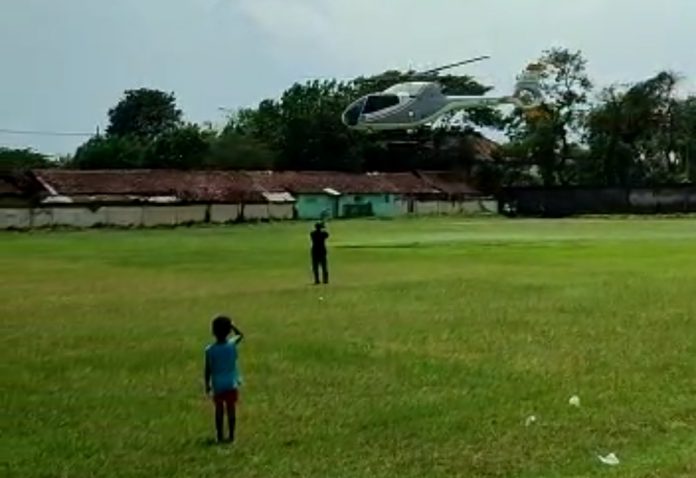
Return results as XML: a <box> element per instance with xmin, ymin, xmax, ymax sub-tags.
<box><xmin>211</xmin><ymin>315</ymin><xmax>233</xmax><ymax>341</ymax></box>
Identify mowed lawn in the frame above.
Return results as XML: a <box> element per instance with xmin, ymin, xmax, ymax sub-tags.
<box><xmin>3</xmin><ymin>217</ymin><xmax>696</xmax><ymax>478</ymax></box>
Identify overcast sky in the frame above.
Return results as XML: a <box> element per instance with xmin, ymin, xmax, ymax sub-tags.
<box><xmin>1</xmin><ymin>0</ymin><xmax>694</xmax><ymax>155</ymax></box>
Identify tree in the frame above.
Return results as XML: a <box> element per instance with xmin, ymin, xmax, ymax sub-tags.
<box><xmin>232</xmin><ymin>80</ymin><xmax>363</xmax><ymax>171</ymax></box>
<box><xmin>0</xmin><ymin>148</ymin><xmax>51</xmax><ymax>171</ymax></box>
<box><xmin>229</xmin><ymin>67</ymin><xmax>501</xmax><ymax>172</ymax></box>
<box><xmin>106</xmin><ymin>88</ymin><xmax>183</xmax><ymax>139</ymax></box>
<box><xmin>586</xmin><ymin>71</ymin><xmax>684</xmax><ymax>185</ymax></box>
<box><xmin>674</xmin><ymin>96</ymin><xmax>696</xmax><ymax>181</ymax></box>
<box><xmin>70</xmin><ymin>135</ymin><xmax>147</xmax><ymax>169</ymax></box>
<box><xmin>205</xmin><ymin>129</ymin><xmax>276</xmax><ymax>170</ymax></box>
<box><xmin>144</xmin><ymin>124</ymin><xmax>212</xmax><ymax>169</ymax></box>
<box><xmin>505</xmin><ymin>48</ymin><xmax>593</xmax><ymax>185</ymax></box>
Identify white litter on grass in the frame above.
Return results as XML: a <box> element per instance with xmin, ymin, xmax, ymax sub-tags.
<box><xmin>525</xmin><ymin>415</ymin><xmax>537</xmax><ymax>427</ymax></box>
<box><xmin>568</xmin><ymin>395</ymin><xmax>581</xmax><ymax>407</ymax></box>
<box><xmin>319</xmin><ymin>297</ymin><xmax>324</xmax><ymax>301</ymax></box>
<box><xmin>598</xmin><ymin>453</ymin><xmax>620</xmax><ymax>466</ymax></box>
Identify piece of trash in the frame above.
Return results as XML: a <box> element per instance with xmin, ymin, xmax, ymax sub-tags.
<box><xmin>568</xmin><ymin>395</ymin><xmax>581</xmax><ymax>407</ymax></box>
<box><xmin>525</xmin><ymin>415</ymin><xmax>537</xmax><ymax>427</ymax></box>
<box><xmin>598</xmin><ymin>453</ymin><xmax>620</xmax><ymax>466</ymax></box>
<box><xmin>319</xmin><ymin>297</ymin><xmax>324</xmax><ymax>301</ymax></box>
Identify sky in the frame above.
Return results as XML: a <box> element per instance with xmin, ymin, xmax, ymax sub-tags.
<box><xmin>1</xmin><ymin>0</ymin><xmax>694</xmax><ymax>155</ymax></box>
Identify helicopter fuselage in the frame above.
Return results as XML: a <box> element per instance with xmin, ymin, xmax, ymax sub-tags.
<box><xmin>342</xmin><ymin>67</ymin><xmax>542</xmax><ymax>131</ymax></box>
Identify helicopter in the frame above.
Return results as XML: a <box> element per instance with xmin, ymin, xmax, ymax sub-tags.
<box><xmin>342</xmin><ymin>56</ymin><xmax>543</xmax><ymax>131</ymax></box>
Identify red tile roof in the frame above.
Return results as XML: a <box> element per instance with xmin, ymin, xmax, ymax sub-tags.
<box><xmin>33</xmin><ymin>170</ymin><xmax>265</xmax><ymax>203</ymax></box>
<box><xmin>30</xmin><ymin>169</ymin><xmax>483</xmax><ymax>203</ymax></box>
<box><xmin>416</xmin><ymin>171</ymin><xmax>482</xmax><ymax>196</ymax></box>
<box><xmin>247</xmin><ymin>171</ymin><xmax>401</xmax><ymax>194</ymax></box>
<box><xmin>368</xmin><ymin>172</ymin><xmax>441</xmax><ymax>195</ymax></box>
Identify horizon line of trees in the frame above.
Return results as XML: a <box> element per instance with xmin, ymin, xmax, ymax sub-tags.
<box><xmin>2</xmin><ymin>46</ymin><xmax>696</xmax><ymax>190</ymax></box>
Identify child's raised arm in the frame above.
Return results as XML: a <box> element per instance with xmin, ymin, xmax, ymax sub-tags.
<box><xmin>231</xmin><ymin>322</ymin><xmax>244</xmax><ymax>344</ymax></box>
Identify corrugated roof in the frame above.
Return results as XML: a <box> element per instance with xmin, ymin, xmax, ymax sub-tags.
<box><xmin>33</xmin><ymin>170</ymin><xmax>266</xmax><ymax>203</ymax></box>
<box><xmin>247</xmin><ymin>171</ymin><xmax>401</xmax><ymax>194</ymax></box>
<box><xmin>417</xmin><ymin>171</ymin><xmax>482</xmax><ymax>196</ymax></box>
<box><xmin>368</xmin><ymin>172</ymin><xmax>441</xmax><ymax>195</ymax></box>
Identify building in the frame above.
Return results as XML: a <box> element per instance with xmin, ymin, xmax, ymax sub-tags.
<box><xmin>27</xmin><ymin>169</ymin><xmax>274</xmax><ymax>228</ymax></box>
<box><xmin>0</xmin><ymin>169</ymin><xmax>495</xmax><ymax>230</ymax></box>
<box><xmin>248</xmin><ymin>171</ymin><xmax>403</xmax><ymax>220</ymax></box>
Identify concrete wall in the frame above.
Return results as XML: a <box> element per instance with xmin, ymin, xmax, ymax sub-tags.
<box><xmin>268</xmin><ymin>203</ymin><xmax>294</xmax><ymax>220</ymax></box>
<box><xmin>0</xmin><ymin>203</ymin><xmax>254</xmax><ymax>229</ymax></box>
<box><xmin>210</xmin><ymin>204</ymin><xmax>241</xmax><ymax>224</ymax></box>
<box><xmin>0</xmin><ymin>197</ymin><xmax>496</xmax><ymax>230</ymax></box>
<box><xmin>0</xmin><ymin>208</ymin><xmax>31</xmax><ymax>229</ymax></box>
<box><xmin>243</xmin><ymin>204</ymin><xmax>268</xmax><ymax>221</ymax></box>
<box><xmin>412</xmin><ymin>198</ymin><xmax>495</xmax><ymax>215</ymax></box>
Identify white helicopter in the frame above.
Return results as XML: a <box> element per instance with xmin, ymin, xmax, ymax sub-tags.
<box><xmin>342</xmin><ymin>56</ymin><xmax>543</xmax><ymax>131</ymax></box>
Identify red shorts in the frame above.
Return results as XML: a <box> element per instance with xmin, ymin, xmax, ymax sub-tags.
<box><xmin>213</xmin><ymin>389</ymin><xmax>238</xmax><ymax>406</ymax></box>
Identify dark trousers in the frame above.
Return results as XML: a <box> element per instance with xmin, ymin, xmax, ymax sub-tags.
<box><xmin>312</xmin><ymin>253</ymin><xmax>328</xmax><ymax>284</ymax></box>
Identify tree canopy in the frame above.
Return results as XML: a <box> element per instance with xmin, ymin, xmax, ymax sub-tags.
<box><xmin>0</xmin><ymin>148</ymin><xmax>52</xmax><ymax>171</ymax></box>
<box><xmin>27</xmin><ymin>46</ymin><xmax>695</xmax><ymax>190</ymax></box>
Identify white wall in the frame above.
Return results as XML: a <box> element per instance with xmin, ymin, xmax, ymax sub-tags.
<box><xmin>243</xmin><ymin>204</ymin><xmax>268</xmax><ymax>221</ymax></box>
<box><xmin>412</xmin><ymin>198</ymin><xmax>496</xmax><ymax>215</ymax></box>
<box><xmin>0</xmin><ymin>198</ymin><xmax>495</xmax><ymax>230</ymax></box>
<box><xmin>210</xmin><ymin>204</ymin><xmax>241</xmax><ymax>223</ymax></box>
<box><xmin>0</xmin><ymin>208</ymin><xmax>31</xmax><ymax>229</ymax></box>
<box><xmin>268</xmin><ymin>203</ymin><xmax>294</xmax><ymax>220</ymax></box>
<box><xmin>0</xmin><ymin>204</ymin><xmax>256</xmax><ymax>229</ymax></box>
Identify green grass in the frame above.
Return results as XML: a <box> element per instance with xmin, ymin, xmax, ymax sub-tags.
<box><xmin>3</xmin><ymin>217</ymin><xmax>696</xmax><ymax>477</ymax></box>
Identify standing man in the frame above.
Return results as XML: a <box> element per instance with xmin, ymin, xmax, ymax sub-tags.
<box><xmin>310</xmin><ymin>222</ymin><xmax>329</xmax><ymax>285</ymax></box>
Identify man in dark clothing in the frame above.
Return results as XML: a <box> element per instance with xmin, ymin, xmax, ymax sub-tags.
<box><xmin>310</xmin><ymin>222</ymin><xmax>329</xmax><ymax>284</ymax></box>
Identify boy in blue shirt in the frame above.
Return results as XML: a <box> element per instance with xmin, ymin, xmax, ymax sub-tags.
<box><xmin>204</xmin><ymin>315</ymin><xmax>244</xmax><ymax>443</ymax></box>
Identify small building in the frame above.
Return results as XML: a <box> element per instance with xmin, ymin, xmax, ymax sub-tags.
<box><xmin>248</xmin><ymin>171</ymin><xmax>402</xmax><ymax>220</ymax></box>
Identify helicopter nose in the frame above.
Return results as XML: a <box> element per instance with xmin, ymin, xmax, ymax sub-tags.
<box><xmin>342</xmin><ymin>97</ymin><xmax>366</xmax><ymax>127</ymax></box>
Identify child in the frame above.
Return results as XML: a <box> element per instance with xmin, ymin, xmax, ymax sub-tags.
<box><xmin>204</xmin><ymin>315</ymin><xmax>244</xmax><ymax>443</ymax></box>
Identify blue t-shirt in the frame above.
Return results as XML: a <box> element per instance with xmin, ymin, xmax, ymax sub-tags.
<box><xmin>205</xmin><ymin>337</ymin><xmax>241</xmax><ymax>393</ymax></box>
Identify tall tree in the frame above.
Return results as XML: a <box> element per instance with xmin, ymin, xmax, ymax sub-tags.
<box><xmin>70</xmin><ymin>135</ymin><xmax>147</xmax><ymax>169</ymax></box>
<box><xmin>505</xmin><ymin>48</ymin><xmax>593</xmax><ymax>185</ymax></box>
<box><xmin>106</xmin><ymin>88</ymin><xmax>183</xmax><ymax>139</ymax></box>
<box><xmin>674</xmin><ymin>96</ymin><xmax>696</xmax><ymax>181</ymax></box>
<box><xmin>204</xmin><ymin>129</ymin><xmax>277</xmax><ymax>170</ymax></box>
<box><xmin>586</xmin><ymin>71</ymin><xmax>683</xmax><ymax>185</ymax></box>
<box><xmin>144</xmin><ymin>124</ymin><xmax>212</xmax><ymax>169</ymax></box>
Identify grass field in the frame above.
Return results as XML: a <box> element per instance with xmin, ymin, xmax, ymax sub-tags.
<box><xmin>3</xmin><ymin>217</ymin><xmax>696</xmax><ymax>477</ymax></box>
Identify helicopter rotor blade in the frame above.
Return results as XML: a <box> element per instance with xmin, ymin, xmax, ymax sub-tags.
<box><xmin>415</xmin><ymin>55</ymin><xmax>491</xmax><ymax>76</ymax></box>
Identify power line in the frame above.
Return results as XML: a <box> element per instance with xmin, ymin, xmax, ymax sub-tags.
<box><xmin>0</xmin><ymin>128</ymin><xmax>94</xmax><ymax>137</ymax></box>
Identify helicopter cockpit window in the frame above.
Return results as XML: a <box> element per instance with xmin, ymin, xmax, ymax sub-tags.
<box><xmin>342</xmin><ymin>98</ymin><xmax>366</xmax><ymax>126</ymax></box>
<box><xmin>362</xmin><ymin>94</ymin><xmax>400</xmax><ymax>114</ymax></box>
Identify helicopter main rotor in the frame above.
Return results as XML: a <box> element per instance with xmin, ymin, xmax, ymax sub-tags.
<box><xmin>414</xmin><ymin>55</ymin><xmax>491</xmax><ymax>77</ymax></box>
